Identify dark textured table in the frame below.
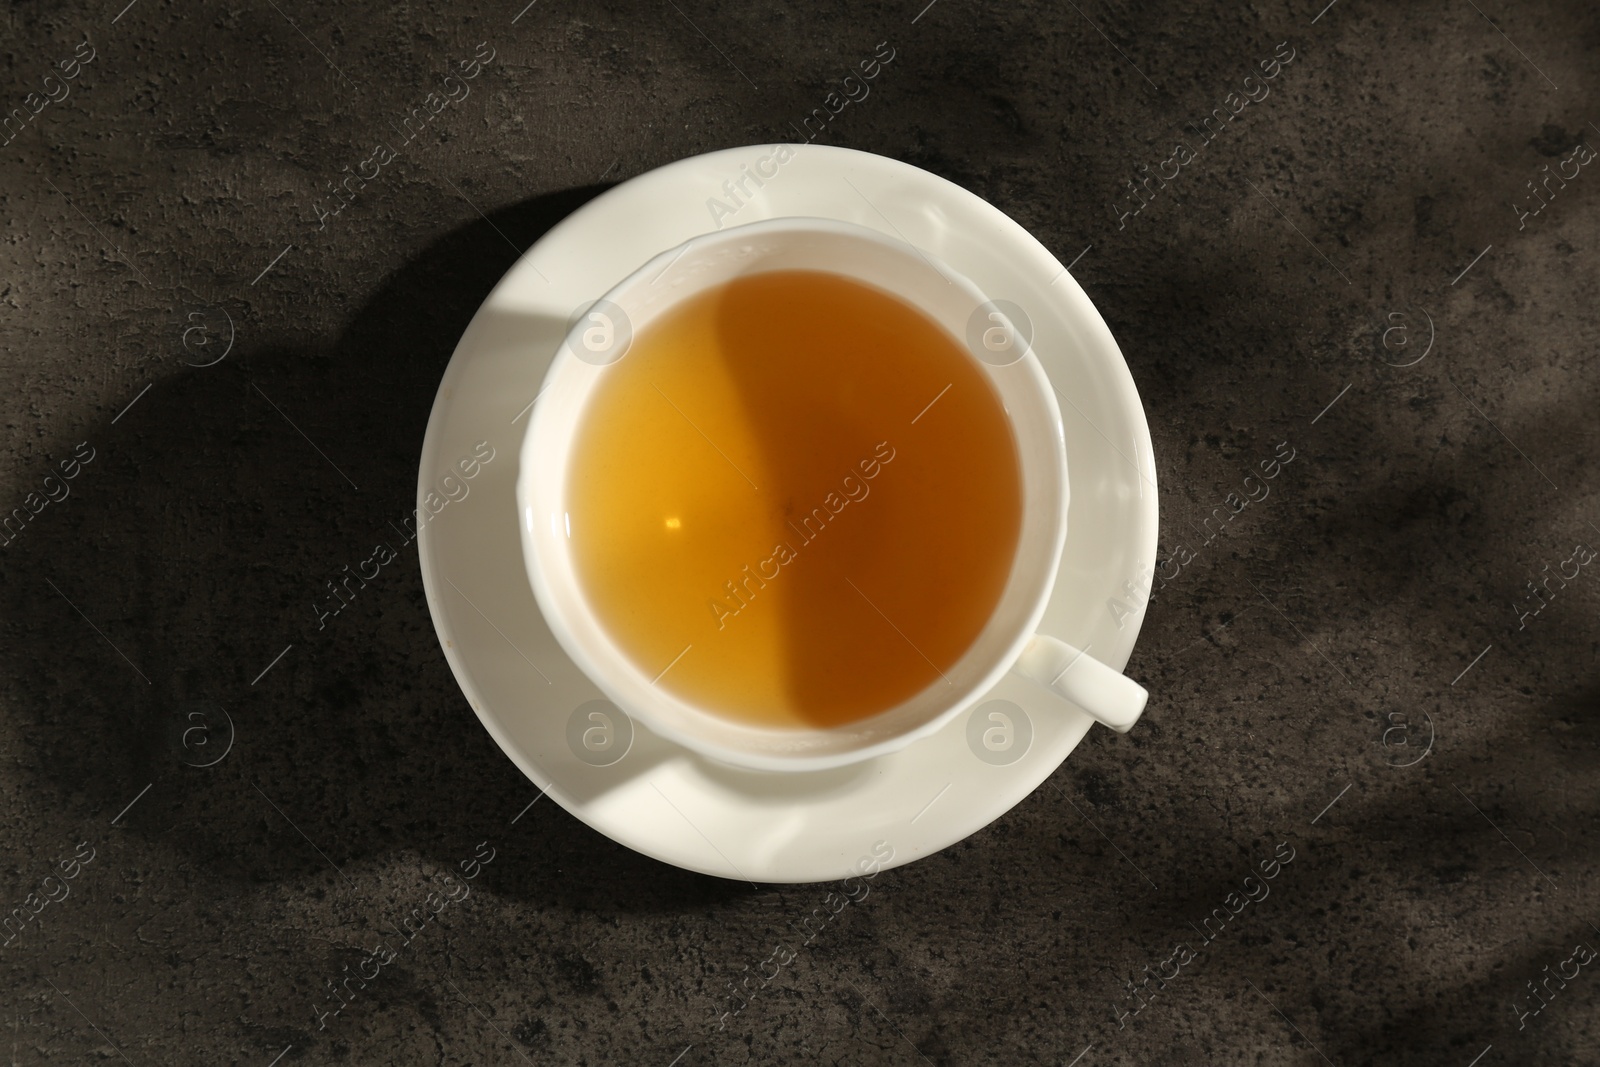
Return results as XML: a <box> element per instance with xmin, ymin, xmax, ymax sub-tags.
<box><xmin>3</xmin><ymin>0</ymin><xmax>1597</xmax><ymax>1063</ymax></box>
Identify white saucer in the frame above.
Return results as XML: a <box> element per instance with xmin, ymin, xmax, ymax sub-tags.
<box><xmin>416</xmin><ymin>145</ymin><xmax>1159</xmax><ymax>884</ymax></box>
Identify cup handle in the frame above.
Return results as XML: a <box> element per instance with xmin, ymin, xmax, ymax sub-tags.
<box><xmin>1011</xmin><ymin>634</ymin><xmax>1148</xmax><ymax>733</ymax></box>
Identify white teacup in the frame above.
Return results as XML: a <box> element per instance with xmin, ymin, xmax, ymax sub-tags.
<box><xmin>517</xmin><ymin>217</ymin><xmax>1147</xmax><ymax>772</ymax></box>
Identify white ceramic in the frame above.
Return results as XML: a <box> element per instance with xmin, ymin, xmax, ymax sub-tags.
<box><xmin>417</xmin><ymin>144</ymin><xmax>1158</xmax><ymax>882</ymax></box>
<box><xmin>516</xmin><ymin>216</ymin><xmax>1147</xmax><ymax>772</ymax></box>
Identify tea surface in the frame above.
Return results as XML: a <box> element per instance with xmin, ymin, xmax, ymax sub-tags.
<box><xmin>566</xmin><ymin>269</ymin><xmax>1023</xmax><ymax>728</ymax></box>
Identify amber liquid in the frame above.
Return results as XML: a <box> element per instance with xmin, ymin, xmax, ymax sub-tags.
<box><xmin>566</xmin><ymin>270</ymin><xmax>1023</xmax><ymax>729</ymax></box>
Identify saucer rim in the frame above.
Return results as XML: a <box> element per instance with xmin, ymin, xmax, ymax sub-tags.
<box><xmin>416</xmin><ymin>143</ymin><xmax>1158</xmax><ymax>883</ymax></box>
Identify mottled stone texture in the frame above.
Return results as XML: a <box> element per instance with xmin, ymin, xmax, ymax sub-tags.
<box><xmin>0</xmin><ymin>0</ymin><xmax>1597</xmax><ymax>1063</ymax></box>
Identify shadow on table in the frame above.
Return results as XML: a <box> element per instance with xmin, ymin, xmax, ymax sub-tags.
<box><xmin>2</xmin><ymin>181</ymin><xmax>756</xmax><ymax>917</ymax></box>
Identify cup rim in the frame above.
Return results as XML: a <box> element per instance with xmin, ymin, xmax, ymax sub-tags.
<box><xmin>516</xmin><ymin>215</ymin><xmax>1069</xmax><ymax>771</ymax></box>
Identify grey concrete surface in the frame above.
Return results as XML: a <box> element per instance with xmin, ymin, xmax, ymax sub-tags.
<box><xmin>0</xmin><ymin>0</ymin><xmax>1597</xmax><ymax>1064</ymax></box>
